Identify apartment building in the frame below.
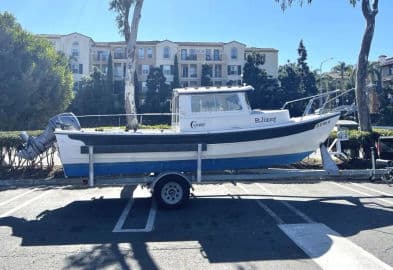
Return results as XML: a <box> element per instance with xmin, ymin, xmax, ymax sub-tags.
<box><xmin>379</xmin><ymin>55</ymin><xmax>393</xmax><ymax>87</ymax></box>
<box><xmin>40</xmin><ymin>32</ymin><xmax>279</xmax><ymax>94</ymax></box>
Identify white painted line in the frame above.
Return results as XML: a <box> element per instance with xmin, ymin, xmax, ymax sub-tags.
<box><xmin>112</xmin><ymin>199</ymin><xmax>134</xmax><ymax>232</ymax></box>
<box><xmin>0</xmin><ymin>190</ymin><xmax>52</xmax><ymax>218</ymax></box>
<box><xmin>331</xmin><ymin>182</ymin><xmax>393</xmax><ymax>206</ymax></box>
<box><xmin>0</xmin><ymin>189</ymin><xmax>37</xmax><ymax>207</ymax></box>
<box><xmin>351</xmin><ymin>183</ymin><xmax>393</xmax><ymax>197</ymax></box>
<box><xmin>237</xmin><ymin>185</ymin><xmax>284</xmax><ymax>224</ymax></box>
<box><xmin>144</xmin><ymin>200</ymin><xmax>157</xmax><ymax>232</ymax></box>
<box><xmin>279</xmin><ymin>223</ymin><xmax>392</xmax><ymax>270</ymax></box>
<box><xmin>112</xmin><ymin>198</ymin><xmax>157</xmax><ymax>233</ymax></box>
<box><xmin>255</xmin><ymin>183</ymin><xmax>315</xmax><ymax>224</ymax></box>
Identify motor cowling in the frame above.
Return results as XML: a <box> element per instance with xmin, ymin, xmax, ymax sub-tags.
<box><xmin>17</xmin><ymin>113</ymin><xmax>81</xmax><ymax>160</ymax></box>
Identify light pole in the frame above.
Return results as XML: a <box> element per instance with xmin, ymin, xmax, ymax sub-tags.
<box><xmin>318</xmin><ymin>57</ymin><xmax>334</xmax><ymax>92</ymax></box>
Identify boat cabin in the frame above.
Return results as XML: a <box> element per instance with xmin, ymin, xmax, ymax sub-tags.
<box><xmin>171</xmin><ymin>85</ymin><xmax>291</xmax><ymax>132</ymax></box>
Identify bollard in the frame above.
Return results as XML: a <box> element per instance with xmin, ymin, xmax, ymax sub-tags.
<box><xmin>370</xmin><ymin>147</ymin><xmax>376</xmax><ymax>182</ymax></box>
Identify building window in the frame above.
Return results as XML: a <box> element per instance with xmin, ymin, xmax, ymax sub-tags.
<box><xmin>114</xmin><ymin>63</ymin><xmax>122</xmax><ymax>78</ymax></box>
<box><xmin>71</xmin><ymin>48</ymin><xmax>79</xmax><ymax>57</ymax></box>
<box><xmin>71</xmin><ymin>64</ymin><xmax>79</xmax><ymax>74</ymax></box>
<box><xmin>147</xmin><ymin>47</ymin><xmax>153</xmax><ymax>58</ymax></box>
<box><xmin>190</xmin><ymin>64</ymin><xmax>197</xmax><ymax>78</ymax></box>
<box><xmin>227</xmin><ymin>65</ymin><xmax>241</xmax><ymax>75</ymax></box>
<box><xmin>214</xmin><ymin>65</ymin><xmax>222</xmax><ymax>78</ymax></box>
<box><xmin>142</xmin><ymin>82</ymin><xmax>148</xmax><ymax>93</ymax></box>
<box><xmin>181</xmin><ymin>49</ymin><xmax>187</xmax><ymax>60</ymax></box>
<box><xmin>181</xmin><ymin>64</ymin><xmax>188</xmax><ymax>78</ymax></box>
<box><xmin>138</xmin><ymin>47</ymin><xmax>144</xmax><ymax>59</ymax></box>
<box><xmin>214</xmin><ymin>81</ymin><xmax>222</xmax><ymax>86</ymax></box>
<box><xmin>182</xmin><ymin>81</ymin><xmax>188</xmax><ymax>87</ymax></box>
<box><xmin>163</xmin><ymin>46</ymin><xmax>170</xmax><ymax>59</ymax></box>
<box><xmin>72</xmin><ymin>41</ymin><xmax>79</xmax><ymax>46</ymax></box>
<box><xmin>231</xmin><ymin>47</ymin><xmax>238</xmax><ymax>60</ymax></box>
<box><xmin>114</xmin><ymin>47</ymin><xmax>125</xmax><ymax>59</ymax></box>
<box><xmin>78</xmin><ymin>64</ymin><xmax>83</xmax><ymax>74</ymax></box>
<box><xmin>213</xmin><ymin>49</ymin><xmax>220</xmax><ymax>61</ymax></box>
<box><xmin>163</xmin><ymin>65</ymin><xmax>171</xmax><ymax>76</ymax></box>
<box><xmin>189</xmin><ymin>81</ymin><xmax>198</xmax><ymax>87</ymax></box>
<box><xmin>205</xmin><ymin>49</ymin><xmax>211</xmax><ymax>61</ymax></box>
<box><xmin>189</xmin><ymin>49</ymin><xmax>197</xmax><ymax>60</ymax></box>
<box><xmin>142</xmin><ymin>64</ymin><xmax>150</xmax><ymax>75</ymax></box>
<box><xmin>97</xmin><ymin>50</ymin><xmax>108</xmax><ymax>61</ymax></box>
<box><xmin>102</xmin><ymin>64</ymin><xmax>108</xmax><ymax>74</ymax></box>
<box><xmin>389</xmin><ymin>65</ymin><xmax>393</xmax><ymax>75</ymax></box>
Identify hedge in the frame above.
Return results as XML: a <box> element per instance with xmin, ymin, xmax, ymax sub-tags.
<box><xmin>0</xmin><ymin>130</ymin><xmax>56</xmax><ymax>170</ymax></box>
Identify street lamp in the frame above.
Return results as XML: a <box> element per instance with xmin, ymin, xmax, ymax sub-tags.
<box><xmin>318</xmin><ymin>57</ymin><xmax>334</xmax><ymax>90</ymax></box>
<box><xmin>318</xmin><ymin>57</ymin><xmax>333</xmax><ymax>106</ymax></box>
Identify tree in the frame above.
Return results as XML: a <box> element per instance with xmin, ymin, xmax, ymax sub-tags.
<box><xmin>106</xmin><ymin>52</ymin><xmax>114</xmax><ymax>93</ymax></box>
<box><xmin>140</xmin><ymin>67</ymin><xmax>171</xmax><ymax>124</ymax></box>
<box><xmin>331</xmin><ymin>62</ymin><xmax>354</xmax><ymax>90</ymax></box>
<box><xmin>172</xmin><ymin>54</ymin><xmax>180</xmax><ymax>89</ymax></box>
<box><xmin>275</xmin><ymin>0</ymin><xmax>379</xmax><ymax>132</ymax></box>
<box><xmin>297</xmin><ymin>40</ymin><xmax>317</xmax><ymax>96</ymax></box>
<box><xmin>69</xmin><ymin>70</ymin><xmax>113</xmax><ymax>114</ymax></box>
<box><xmin>142</xmin><ymin>67</ymin><xmax>171</xmax><ymax>113</ymax></box>
<box><xmin>201</xmin><ymin>64</ymin><xmax>213</xmax><ymax>86</ymax></box>
<box><xmin>0</xmin><ymin>12</ymin><xmax>73</xmax><ymax>131</ymax></box>
<box><xmin>109</xmin><ymin>0</ymin><xmax>144</xmax><ymax>131</ymax></box>
<box><xmin>134</xmin><ymin>71</ymin><xmax>141</xmax><ymax>111</ymax></box>
<box><xmin>243</xmin><ymin>54</ymin><xmax>283</xmax><ymax>110</ymax></box>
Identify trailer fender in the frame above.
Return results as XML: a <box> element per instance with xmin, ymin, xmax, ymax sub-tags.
<box><xmin>150</xmin><ymin>172</ymin><xmax>192</xmax><ymax>191</ymax></box>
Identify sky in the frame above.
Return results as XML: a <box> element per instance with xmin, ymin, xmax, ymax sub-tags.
<box><xmin>1</xmin><ymin>0</ymin><xmax>392</xmax><ymax>72</ymax></box>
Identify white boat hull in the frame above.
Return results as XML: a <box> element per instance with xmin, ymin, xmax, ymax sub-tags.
<box><xmin>55</xmin><ymin>113</ymin><xmax>340</xmax><ymax>177</ymax></box>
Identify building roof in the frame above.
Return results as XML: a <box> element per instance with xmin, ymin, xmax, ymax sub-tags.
<box><xmin>173</xmin><ymin>85</ymin><xmax>254</xmax><ymax>95</ymax></box>
<box><xmin>39</xmin><ymin>32</ymin><xmax>278</xmax><ymax>51</ymax></box>
<box><xmin>381</xmin><ymin>57</ymin><xmax>393</xmax><ymax>66</ymax></box>
<box><xmin>245</xmin><ymin>47</ymin><xmax>279</xmax><ymax>52</ymax></box>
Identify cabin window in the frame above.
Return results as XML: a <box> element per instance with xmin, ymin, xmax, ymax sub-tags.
<box><xmin>191</xmin><ymin>93</ymin><xmax>242</xmax><ymax>113</ymax></box>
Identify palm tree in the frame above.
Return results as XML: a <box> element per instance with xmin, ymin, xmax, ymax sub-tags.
<box><xmin>109</xmin><ymin>0</ymin><xmax>144</xmax><ymax>131</ymax></box>
<box><xmin>331</xmin><ymin>62</ymin><xmax>353</xmax><ymax>90</ymax></box>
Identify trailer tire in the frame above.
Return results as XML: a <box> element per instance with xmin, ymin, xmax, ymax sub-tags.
<box><xmin>153</xmin><ymin>175</ymin><xmax>190</xmax><ymax>209</ymax></box>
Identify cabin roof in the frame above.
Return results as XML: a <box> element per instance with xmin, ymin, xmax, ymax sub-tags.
<box><xmin>173</xmin><ymin>85</ymin><xmax>254</xmax><ymax>95</ymax></box>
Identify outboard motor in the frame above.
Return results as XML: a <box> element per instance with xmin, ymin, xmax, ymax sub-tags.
<box><xmin>17</xmin><ymin>113</ymin><xmax>81</xmax><ymax>160</ymax></box>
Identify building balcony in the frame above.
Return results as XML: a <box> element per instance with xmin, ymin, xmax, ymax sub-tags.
<box><xmin>114</xmin><ymin>53</ymin><xmax>126</xmax><ymax>59</ymax></box>
<box><xmin>92</xmin><ymin>55</ymin><xmax>108</xmax><ymax>62</ymax></box>
<box><xmin>180</xmin><ymin>55</ymin><xmax>197</xmax><ymax>61</ymax></box>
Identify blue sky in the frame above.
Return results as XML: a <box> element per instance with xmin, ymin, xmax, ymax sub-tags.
<box><xmin>1</xmin><ymin>0</ymin><xmax>392</xmax><ymax>72</ymax></box>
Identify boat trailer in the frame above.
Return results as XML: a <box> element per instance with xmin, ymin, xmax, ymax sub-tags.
<box><xmin>2</xmin><ymin>144</ymin><xmax>392</xmax><ymax>209</ymax></box>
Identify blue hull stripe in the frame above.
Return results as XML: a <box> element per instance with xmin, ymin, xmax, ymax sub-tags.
<box><xmin>63</xmin><ymin>151</ymin><xmax>312</xmax><ymax>177</ymax></box>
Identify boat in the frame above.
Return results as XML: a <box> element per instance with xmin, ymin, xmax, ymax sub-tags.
<box><xmin>18</xmin><ymin>85</ymin><xmax>340</xmax><ymax>177</ymax></box>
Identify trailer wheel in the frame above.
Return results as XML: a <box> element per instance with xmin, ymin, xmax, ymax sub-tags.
<box><xmin>153</xmin><ymin>175</ymin><xmax>190</xmax><ymax>209</ymax></box>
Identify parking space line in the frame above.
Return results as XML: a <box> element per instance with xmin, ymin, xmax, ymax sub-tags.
<box><xmin>351</xmin><ymin>183</ymin><xmax>393</xmax><ymax>197</ymax></box>
<box><xmin>112</xmin><ymin>199</ymin><xmax>156</xmax><ymax>233</ymax></box>
<box><xmin>255</xmin><ymin>183</ymin><xmax>315</xmax><ymax>224</ymax></box>
<box><xmin>279</xmin><ymin>223</ymin><xmax>393</xmax><ymax>270</ymax></box>
<box><xmin>0</xmin><ymin>190</ymin><xmax>52</xmax><ymax>218</ymax></box>
<box><xmin>0</xmin><ymin>189</ymin><xmax>37</xmax><ymax>207</ymax></box>
<box><xmin>331</xmin><ymin>182</ymin><xmax>393</xmax><ymax>206</ymax></box>
<box><xmin>237</xmin><ymin>185</ymin><xmax>284</xmax><ymax>224</ymax></box>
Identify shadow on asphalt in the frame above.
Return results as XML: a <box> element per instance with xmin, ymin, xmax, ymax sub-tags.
<box><xmin>0</xmin><ymin>195</ymin><xmax>392</xmax><ymax>269</ymax></box>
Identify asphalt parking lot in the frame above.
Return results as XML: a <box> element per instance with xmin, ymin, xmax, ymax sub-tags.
<box><xmin>0</xmin><ymin>180</ymin><xmax>392</xmax><ymax>270</ymax></box>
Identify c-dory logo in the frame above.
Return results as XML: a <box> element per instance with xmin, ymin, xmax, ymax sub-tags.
<box><xmin>190</xmin><ymin>121</ymin><xmax>206</xmax><ymax>128</ymax></box>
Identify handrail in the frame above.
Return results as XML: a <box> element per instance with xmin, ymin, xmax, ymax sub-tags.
<box><xmin>281</xmin><ymin>88</ymin><xmax>356</xmax><ymax>116</ymax></box>
<box><xmin>76</xmin><ymin>113</ymin><xmax>174</xmax><ymax>118</ymax></box>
